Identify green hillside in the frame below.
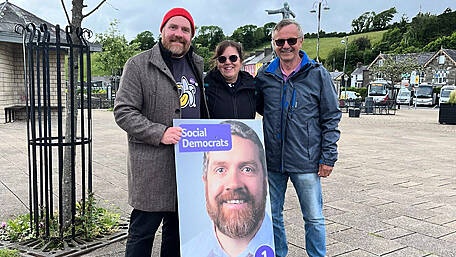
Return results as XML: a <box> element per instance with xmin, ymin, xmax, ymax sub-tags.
<box><xmin>302</xmin><ymin>30</ymin><xmax>386</xmax><ymax>61</ymax></box>
<box><xmin>252</xmin><ymin>30</ymin><xmax>386</xmax><ymax>61</ymax></box>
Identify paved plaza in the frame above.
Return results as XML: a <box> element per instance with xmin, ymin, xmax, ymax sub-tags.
<box><xmin>0</xmin><ymin>108</ymin><xmax>455</xmax><ymax>256</ymax></box>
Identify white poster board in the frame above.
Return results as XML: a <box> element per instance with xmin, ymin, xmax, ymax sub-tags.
<box><xmin>174</xmin><ymin>119</ymin><xmax>275</xmax><ymax>257</ymax></box>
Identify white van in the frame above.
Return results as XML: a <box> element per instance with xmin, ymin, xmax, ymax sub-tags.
<box><xmin>439</xmin><ymin>85</ymin><xmax>456</xmax><ymax>105</ymax></box>
<box><xmin>396</xmin><ymin>89</ymin><xmax>412</xmax><ymax>105</ymax></box>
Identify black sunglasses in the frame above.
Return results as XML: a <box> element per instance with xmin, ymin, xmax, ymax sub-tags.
<box><xmin>217</xmin><ymin>55</ymin><xmax>239</xmax><ymax>63</ymax></box>
<box><xmin>275</xmin><ymin>37</ymin><xmax>299</xmax><ymax>47</ymax></box>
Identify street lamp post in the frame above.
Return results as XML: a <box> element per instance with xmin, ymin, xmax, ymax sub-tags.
<box><xmin>341</xmin><ymin>36</ymin><xmax>348</xmax><ymax>99</ymax></box>
<box><xmin>310</xmin><ymin>0</ymin><xmax>330</xmax><ymax>63</ymax></box>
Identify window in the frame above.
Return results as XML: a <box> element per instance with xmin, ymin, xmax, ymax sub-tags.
<box><xmin>378</xmin><ymin>59</ymin><xmax>384</xmax><ymax>67</ymax></box>
<box><xmin>439</xmin><ymin>55</ymin><xmax>445</xmax><ymax>65</ymax></box>
<box><xmin>434</xmin><ymin>70</ymin><xmax>447</xmax><ymax>84</ymax></box>
<box><xmin>419</xmin><ymin>71</ymin><xmax>425</xmax><ymax>84</ymax></box>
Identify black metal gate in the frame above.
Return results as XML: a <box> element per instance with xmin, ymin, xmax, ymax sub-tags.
<box><xmin>15</xmin><ymin>23</ymin><xmax>93</xmax><ymax>239</ymax></box>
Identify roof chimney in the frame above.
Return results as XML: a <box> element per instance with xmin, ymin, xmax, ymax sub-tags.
<box><xmin>264</xmin><ymin>47</ymin><xmax>272</xmax><ymax>56</ymax></box>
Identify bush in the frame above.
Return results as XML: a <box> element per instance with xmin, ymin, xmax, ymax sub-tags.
<box><xmin>0</xmin><ymin>193</ymin><xmax>120</xmax><ymax>250</ymax></box>
<box><xmin>0</xmin><ymin>249</ymin><xmax>20</xmax><ymax>257</ymax></box>
<box><xmin>449</xmin><ymin>90</ymin><xmax>456</xmax><ymax>104</ymax></box>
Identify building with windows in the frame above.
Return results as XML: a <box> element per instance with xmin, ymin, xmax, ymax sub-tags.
<box><xmin>0</xmin><ymin>1</ymin><xmax>100</xmax><ymax>122</ymax></box>
<box><xmin>350</xmin><ymin>63</ymin><xmax>369</xmax><ymax>88</ymax></box>
<box><xmin>365</xmin><ymin>49</ymin><xmax>456</xmax><ymax>88</ymax></box>
<box><xmin>423</xmin><ymin>48</ymin><xmax>456</xmax><ymax>86</ymax></box>
<box><xmin>242</xmin><ymin>47</ymin><xmax>273</xmax><ymax>76</ymax></box>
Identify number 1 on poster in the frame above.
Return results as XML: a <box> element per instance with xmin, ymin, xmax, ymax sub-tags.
<box><xmin>255</xmin><ymin>245</ymin><xmax>274</xmax><ymax>257</ymax></box>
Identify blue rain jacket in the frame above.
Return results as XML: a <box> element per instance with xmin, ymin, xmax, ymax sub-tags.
<box><xmin>256</xmin><ymin>51</ymin><xmax>341</xmax><ymax>173</ymax></box>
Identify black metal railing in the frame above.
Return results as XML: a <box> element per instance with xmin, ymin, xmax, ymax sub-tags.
<box><xmin>15</xmin><ymin>23</ymin><xmax>93</xmax><ymax>239</ymax></box>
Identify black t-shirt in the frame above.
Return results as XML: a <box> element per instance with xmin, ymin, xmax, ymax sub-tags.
<box><xmin>171</xmin><ymin>57</ymin><xmax>201</xmax><ymax>119</ymax></box>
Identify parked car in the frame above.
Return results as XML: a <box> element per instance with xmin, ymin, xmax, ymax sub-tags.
<box><xmin>439</xmin><ymin>85</ymin><xmax>456</xmax><ymax>106</ymax></box>
<box><xmin>396</xmin><ymin>89</ymin><xmax>412</xmax><ymax>105</ymax></box>
<box><xmin>340</xmin><ymin>91</ymin><xmax>361</xmax><ymax>100</ymax></box>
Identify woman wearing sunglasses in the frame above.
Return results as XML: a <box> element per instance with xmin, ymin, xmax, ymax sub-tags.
<box><xmin>204</xmin><ymin>40</ymin><xmax>256</xmax><ymax>119</ymax></box>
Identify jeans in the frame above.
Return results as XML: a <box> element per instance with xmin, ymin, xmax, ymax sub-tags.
<box><xmin>125</xmin><ymin>209</ymin><xmax>180</xmax><ymax>257</ymax></box>
<box><xmin>268</xmin><ymin>172</ymin><xmax>326</xmax><ymax>257</ymax></box>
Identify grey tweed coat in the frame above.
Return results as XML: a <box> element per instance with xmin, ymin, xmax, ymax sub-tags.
<box><xmin>114</xmin><ymin>43</ymin><xmax>206</xmax><ymax>212</ymax></box>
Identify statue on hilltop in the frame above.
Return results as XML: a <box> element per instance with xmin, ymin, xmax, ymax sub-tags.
<box><xmin>265</xmin><ymin>2</ymin><xmax>296</xmax><ymax>19</ymax></box>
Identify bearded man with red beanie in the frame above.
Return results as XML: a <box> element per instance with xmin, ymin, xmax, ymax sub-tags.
<box><xmin>114</xmin><ymin>7</ymin><xmax>209</xmax><ymax>257</ymax></box>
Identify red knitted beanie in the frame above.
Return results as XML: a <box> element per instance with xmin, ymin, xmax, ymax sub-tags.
<box><xmin>160</xmin><ymin>8</ymin><xmax>195</xmax><ymax>36</ymax></box>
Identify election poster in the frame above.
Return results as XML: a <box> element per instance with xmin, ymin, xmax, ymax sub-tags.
<box><xmin>174</xmin><ymin>119</ymin><xmax>275</xmax><ymax>257</ymax></box>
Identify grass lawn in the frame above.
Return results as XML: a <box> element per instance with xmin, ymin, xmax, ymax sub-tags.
<box><xmin>252</xmin><ymin>30</ymin><xmax>386</xmax><ymax>61</ymax></box>
<box><xmin>301</xmin><ymin>30</ymin><xmax>386</xmax><ymax>60</ymax></box>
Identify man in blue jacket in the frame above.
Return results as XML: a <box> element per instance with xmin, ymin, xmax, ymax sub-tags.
<box><xmin>256</xmin><ymin>19</ymin><xmax>341</xmax><ymax>257</ymax></box>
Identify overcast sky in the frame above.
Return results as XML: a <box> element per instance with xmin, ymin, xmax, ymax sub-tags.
<box><xmin>10</xmin><ymin>0</ymin><xmax>456</xmax><ymax>41</ymax></box>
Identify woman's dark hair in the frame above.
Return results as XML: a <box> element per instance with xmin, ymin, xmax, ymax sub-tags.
<box><xmin>211</xmin><ymin>40</ymin><xmax>244</xmax><ymax>66</ymax></box>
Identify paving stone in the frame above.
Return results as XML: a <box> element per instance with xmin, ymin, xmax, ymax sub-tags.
<box><xmin>444</xmin><ymin>221</ymin><xmax>456</xmax><ymax>229</ymax></box>
<box><xmin>394</xmin><ymin>233</ymin><xmax>456</xmax><ymax>257</ymax></box>
<box><xmin>287</xmin><ymin>243</ymin><xmax>308</xmax><ymax>257</ymax></box>
<box><xmin>375</xmin><ymin>227</ymin><xmax>415</xmax><ymax>240</ymax></box>
<box><xmin>361</xmin><ymin>197</ymin><xmax>393</xmax><ymax>207</ymax></box>
<box><xmin>323</xmin><ymin>205</ymin><xmax>346</xmax><ymax>217</ymax></box>
<box><xmin>326</xmin><ymin>241</ymin><xmax>358</xmax><ymax>256</ymax></box>
<box><xmin>412</xmin><ymin>201</ymin><xmax>445</xmax><ymax>210</ymax></box>
<box><xmin>328</xmin><ymin>212</ymin><xmax>394</xmax><ymax>233</ymax></box>
<box><xmin>426</xmin><ymin>214</ymin><xmax>456</xmax><ymax>225</ymax></box>
<box><xmin>384</xmin><ymin>216</ymin><xmax>456</xmax><ymax>238</ymax></box>
<box><xmin>325</xmin><ymin>222</ymin><xmax>351</xmax><ymax>234</ymax></box>
<box><xmin>382</xmin><ymin>246</ymin><xmax>434</xmax><ymax>257</ymax></box>
<box><xmin>330</xmin><ymin>228</ymin><xmax>405</xmax><ymax>256</ymax></box>
<box><xmin>377</xmin><ymin>202</ymin><xmax>437</xmax><ymax>220</ymax></box>
<box><xmin>285</xmin><ymin>222</ymin><xmax>306</xmax><ymax>249</ymax></box>
<box><xmin>398</xmin><ymin>181</ymin><xmax>423</xmax><ymax>188</ymax></box>
<box><xmin>371</xmin><ymin>191</ymin><xmax>428</xmax><ymax>205</ymax></box>
<box><xmin>336</xmin><ymin>249</ymin><xmax>378</xmax><ymax>256</ymax></box>
<box><xmin>440</xmin><ymin>232</ymin><xmax>456</xmax><ymax>244</ymax></box>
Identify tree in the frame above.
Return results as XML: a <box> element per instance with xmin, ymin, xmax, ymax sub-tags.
<box><xmin>130</xmin><ymin>31</ymin><xmax>156</xmax><ymax>51</ymax></box>
<box><xmin>95</xmin><ymin>20</ymin><xmax>139</xmax><ymax>75</ymax></box>
<box><xmin>263</xmin><ymin>22</ymin><xmax>276</xmax><ymax>41</ymax></box>
<box><xmin>423</xmin><ymin>32</ymin><xmax>456</xmax><ymax>52</ymax></box>
<box><xmin>353</xmin><ymin>36</ymin><xmax>371</xmax><ymax>51</ymax></box>
<box><xmin>60</xmin><ymin>0</ymin><xmax>107</xmax><ymax>232</ymax></box>
<box><xmin>403</xmin><ymin>12</ymin><xmax>439</xmax><ymax>48</ymax></box>
<box><xmin>351</xmin><ymin>11</ymin><xmax>374</xmax><ymax>33</ymax></box>
<box><xmin>372</xmin><ymin>27</ymin><xmax>402</xmax><ymax>53</ymax></box>
<box><xmin>193</xmin><ymin>45</ymin><xmax>212</xmax><ymax>71</ymax></box>
<box><xmin>194</xmin><ymin>25</ymin><xmax>225</xmax><ymax>51</ymax></box>
<box><xmin>325</xmin><ymin>39</ymin><xmax>367</xmax><ymax>75</ymax></box>
<box><xmin>370</xmin><ymin>56</ymin><xmax>421</xmax><ymax>86</ymax></box>
<box><xmin>372</xmin><ymin>7</ymin><xmax>397</xmax><ymax>30</ymax></box>
<box><xmin>230</xmin><ymin>25</ymin><xmax>258</xmax><ymax>50</ymax></box>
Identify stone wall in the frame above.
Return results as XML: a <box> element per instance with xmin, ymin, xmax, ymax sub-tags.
<box><xmin>0</xmin><ymin>42</ymin><xmax>66</xmax><ymax>123</ymax></box>
<box><xmin>424</xmin><ymin>53</ymin><xmax>456</xmax><ymax>86</ymax></box>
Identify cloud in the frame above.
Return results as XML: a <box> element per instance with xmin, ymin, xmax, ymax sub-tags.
<box><xmin>6</xmin><ymin>0</ymin><xmax>455</xmax><ymax>41</ymax></box>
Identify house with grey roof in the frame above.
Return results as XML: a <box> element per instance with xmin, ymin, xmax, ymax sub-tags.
<box><xmin>329</xmin><ymin>71</ymin><xmax>344</xmax><ymax>93</ymax></box>
<box><xmin>242</xmin><ymin>47</ymin><xmax>273</xmax><ymax>76</ymax></box>
<box><xmin>0</xmin><ymin>0</ymin><xmax>100</xmax><ymax>122</ymax></box>
<box><xmin>423</xmin><ymin>48</ymin><xmax>456</xmax><ymax>86</ymax></box>
<box><xmin>367</xmin><ymin>52</ymin><xmax>435</xmax><ymax>86</ymax></box>
<box><xmin>350</xmin><ymin>63</ymin><xmax>368</xmax><ymax>88</ymax></box>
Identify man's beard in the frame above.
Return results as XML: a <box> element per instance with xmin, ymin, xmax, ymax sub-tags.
<box><xmin>162</xmin><ymin>36</ymin><xmax>190</xmax><ymax>57</ymax></box>
<box><xmin>206</xmin><ymin>182</ymin><xmax>267</xmax><ymax>239</ymax></box>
